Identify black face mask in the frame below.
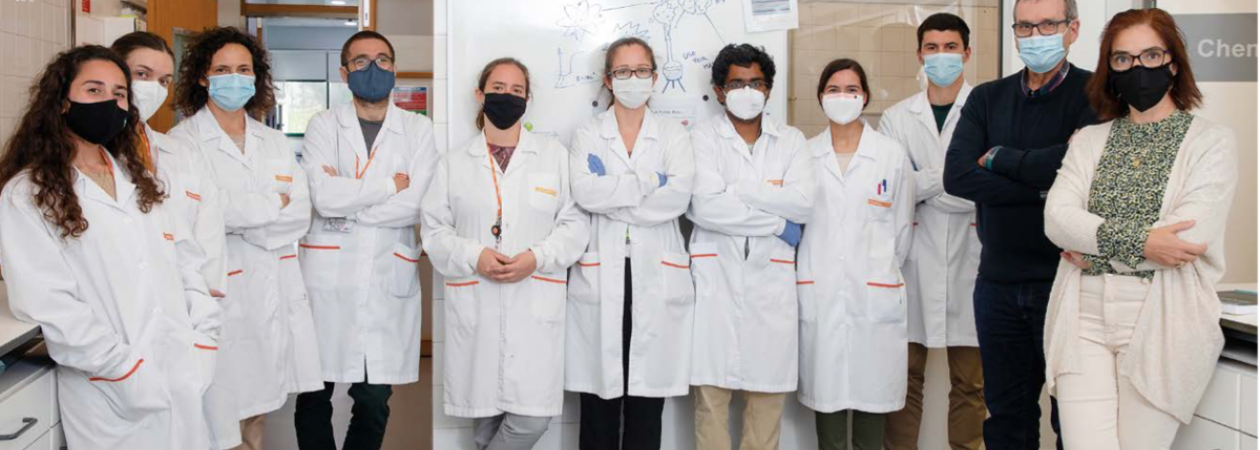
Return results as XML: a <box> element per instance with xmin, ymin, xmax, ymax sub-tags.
<box><xmin>1110</xmin><ymin>64</ymin><xmax>1174</xmax><ymax>113</ymax></box>
<box><xmin>482</xmin><ymin>93</ymin><xmax>527</xmax><ymax>130</ymax></box>
<box><xmin>65</xmin><ymin>100</ymin><xmax>129</xmax><ymax>145</ymax></box>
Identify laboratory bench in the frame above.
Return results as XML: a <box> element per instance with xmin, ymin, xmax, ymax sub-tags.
<box><xmin>0</xmin><ymin>282</ymin><xmax>63</xmax><ymax>450</ymax></box>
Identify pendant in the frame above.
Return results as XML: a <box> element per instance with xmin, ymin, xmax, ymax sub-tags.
<box><xmin>1132</xmin><ymin>157</ymin><xmax>1141</xmax><ymax>168</ymax></box>
<box><xmin>491</xmin><ymin>218</ymin><xmax>502</xmax><ymax>239</ymax></box>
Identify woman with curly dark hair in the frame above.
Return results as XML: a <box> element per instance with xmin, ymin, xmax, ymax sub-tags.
<box><xmin>0</xmin><ymin>45</ymin><xmax>221</xmax><ymax>450</ymax></box>
<box><xmin>168</xmin><ymin>27</ymin><xmax>320</xmax><ymax>450</ymax></box>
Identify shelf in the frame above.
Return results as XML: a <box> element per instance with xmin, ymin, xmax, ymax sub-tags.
<box><xmin>396</xmin><ymin>71</ymin><xmax>433</xmax><ymax>80</ymax></box>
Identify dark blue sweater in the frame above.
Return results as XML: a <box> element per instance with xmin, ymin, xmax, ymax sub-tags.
<box><xmin>943</xmin><ymin>65</ymin><xmax>1099</xmax><ymax>284</ymax></box>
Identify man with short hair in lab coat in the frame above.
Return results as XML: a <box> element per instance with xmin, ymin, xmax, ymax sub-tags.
<box><xmin>878</xmin><ymin>13</ymin><xmax>985</xmax><ymax>450</ymax></box>
<box><xmin>686</xmin><ymin>43</ymin><xmax>814</xmax><ymax>450</ymax></box>
<box><xmin>293</xmin><ymin>31</ymin><xmax>439</xmax><ymax>450</ymax></box>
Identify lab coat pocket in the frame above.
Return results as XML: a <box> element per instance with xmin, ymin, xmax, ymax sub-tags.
<box><xmin>90</xmin><ymin>317</ymin><xmax>171</xmax><ymax>422</ymax></box>
<box><xmin>530</xmin><ymin>271</ymin><xmax>568</xmax><ymax>324</ymax></box>
<box><xmin>865</xmin><ymin>274</ymin><xmax>907</xmax><ymax>324</ymax></box>
<box><xmin>528</xmin><ymin>172</ymin><xmax>561</xmax><ymax>213</ymax></box>
<box><xmin>867</xmin><ymin>196</ymin><xmax>894</xmax><ymax>222</ymax></box>
<box><xmin>797</xmin><ymin>274</ymin><xmax>817</xmax><ymax>324</ymax></box>
<box><xmin>568</xmin><ymin>252</ymin><xmax>601</xmax><ymax>305</ymax></box>
<box><xmin>688</xmin><ymin>242</ymin><xmax>721</xmax><ymax>302</ymax></box>
<box><xmin>444</xmin><ymin>278</ymin><xmax>481</xmax><ymax>332</ymax></box>
<box><xmin>390</xmin><ymin>243</ymin><xmax>422</xmax><ymax>297</ymax></box>
<box><xmin>189</xmin><ymin>330</ymin><xmax>219</xmax><ymax>398</ymax></box>
<box><xmin>299</xmin><ymin>235</ymin><xmax>343</xmax><ymax>292</ymax></box>
<box><xmin>661</xmin><ymin>251</ymin><xmax>694</xmax><ymax>305</ymax></box>
<box><xmin>267</xmin><ymin>158</ymin><xmax>294</xmax><ymax>194</ymax></box>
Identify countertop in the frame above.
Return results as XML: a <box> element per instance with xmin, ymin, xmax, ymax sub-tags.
<box><xmin>0</xmin><ymin>282</ymin><xmax>40</xmax><ymax>359</ymax></box>
<box><xmin>1218</xmin><ymin>283</ymin><xmax>1258</xmax><ymax>338</ymax></box>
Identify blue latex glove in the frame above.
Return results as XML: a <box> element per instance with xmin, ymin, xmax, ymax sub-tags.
<box><xmin>587</xmin><ymin>153</ymin><xmax>606</xmax><ymax>176</ymax></box>
<box><xmin>657</xmin><ymin>172</ymin><xmax>668</xmax><ymax>187</ymax></box>
<box><xmin>777</xmin><ymin>220</ymin><xmax>802</xmax><ymax>247</ymax></box>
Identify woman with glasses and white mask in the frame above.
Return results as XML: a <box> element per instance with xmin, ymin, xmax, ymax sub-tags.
<box><xmin>170</xmin><ymin>27</ymin><xmax>322</xmax><ymax>450</ymax></box>
<box><xmin>565</xmin><ymin>37</ymin><xmax>695</xmax><ymax>450</ymax></box>
<box><xmin>797</xmin><ymin>59</ymin><xmax>914</xmax><ymax>450</ymax></box>
<box><xmin>1044</xmin><ymin>9</ymin><xmax>1237</xmax><ymax>449</ymax></box>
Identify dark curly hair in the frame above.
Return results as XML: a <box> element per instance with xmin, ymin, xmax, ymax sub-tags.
<box><xmin>174</xmin><ymin>27</ymin><xmax>276</xmax><ymax>119</ymax></box>
<box><xmin>0</xmin><ymin>45</ymin><xmax>163</xmax><ymax>239</ymax></box>
<box><xmin>710</xmin><ymin>43</ymin><xmax>776</xmax><ymax>90</ymax></box>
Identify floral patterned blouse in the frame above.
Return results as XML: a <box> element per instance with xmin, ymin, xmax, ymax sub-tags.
<box><xmin>1083</xmin><ymin>110</ymin><xmax>1194</xmax><ymax>278</ymax></box>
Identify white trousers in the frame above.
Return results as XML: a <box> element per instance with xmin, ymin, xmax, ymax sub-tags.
<box><xmin>1055</xmin><ymin>274</ymin><xmax>1181</xmax><ymax>450</ymax></box>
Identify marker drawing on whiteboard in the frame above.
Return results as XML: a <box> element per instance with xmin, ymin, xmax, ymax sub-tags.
<box><xmin>552</xmin><ymin>0</ymin><xmax>729</xmax><ymax>93</ymax></box>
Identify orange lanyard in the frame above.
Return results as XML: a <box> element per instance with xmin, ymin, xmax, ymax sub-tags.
<box><xmin>99</xmin><ymin>147</ymin><xmax>114</xmax><ymax>176</ymax></box>
<box><xmin>137</xmin><ymin>130</ymin><xmax>155</xmax><ymax>174</ymax></box>
<box><xmin>354</xmin><ymin>146</ymin><xmax>379</xmax><ymax>180</ymax></box>
<box><xmin>486</xmin><ymin>149</ymin><xmax>503</xmax><ymax>245</ymax></box>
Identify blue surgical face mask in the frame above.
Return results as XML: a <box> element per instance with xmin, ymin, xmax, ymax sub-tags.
<box><xmin>208</xmin><ymin>73</ymin><xmax>256</xmax><ymax>112</ymax></box>
<box><xmin>1017</xmin><ymin>33</ymin><xmax>1066</xmax><ymax>74</ymax></box>
<box><xmin>923</xmin><ymin>52</ymin><xmax>965</xmax><ymax>87</ymax></box>
<box><xmin>347</xmin><ymin>62</ymin><xmax>396</xmax><ymax>103</ymax></box>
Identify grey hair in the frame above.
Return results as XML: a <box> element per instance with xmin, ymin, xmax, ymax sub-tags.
<box><xmin>1014</xmin><ymin>0</ymin><xmax>1079</xmax><ymax>20</ymax></box>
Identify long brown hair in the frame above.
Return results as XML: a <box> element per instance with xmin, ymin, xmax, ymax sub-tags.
<box><xmin>174</xmin><ymin>27</ymin><xmax>277</xmax><ymax>119</ymax></box>
<box><xmin>1086</xmin><ymin>8</ymin><xmax>1202</xmax><ymax>121</ymax></box>
<box><xmin>0</xmin><ymin>45</ymin><xmax>163</xmax><ymax>238</ymax></box>
<box><xmin>475</xmin><ymin>57</ymin><xmax>531</xmax><ymax>130</ymax></box>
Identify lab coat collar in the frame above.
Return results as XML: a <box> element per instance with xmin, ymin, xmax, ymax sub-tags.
<box><xmin>597</xmin><ymin>107</ymin><xmax>661</xmax><ymax>142</ymax></box>
<box><xmin>144</xmin><ymin>123</ymin><xmax>178</xmax><ymax>157</ymax></box>
<box><xmin>190</xmin><ymin>107</ymin><xmax>253</xmax><ymax>168</ymax></box>
<box><xmin>468</xmin><ymin>127</ymin><xmax>539</xmax><ymax>174</ymax></box>
<box><xmin>334</xmin><ymin>101</ymin><xmax>407</xmax><ymax>138</ymax></box>
<box><xmin>597</xmin><ymin>108</ymin><xmax>659</xmax><ymax>166</ymax></box>
<box><xmin>907</xmin><ymin>82</ymin><xmax>972</xmax><ymax>114</ymax></box>
<box><xmin>715</xmin><ymin>112</ymin><xmax>782</xmax><ymax>140</ymax></box>
<box><xmin>75</xmin><ymin>147</ymin><xmax>137</xmax><ymax>210</ymax></box>
<box><xmin>811</xmin><ymin>121</ymin><xmax>878</xmax><ymax>160</ymax></box>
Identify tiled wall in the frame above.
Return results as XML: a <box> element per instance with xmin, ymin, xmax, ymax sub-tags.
<box><xmin>789</xmin><ymin>0</ymin><xmax>1001</xmax><ymax>137</ymax></box>
<box><xmin>0</xmin><ymin>0</ymin><xmax>72</xmax><ymax>146</ymax></box>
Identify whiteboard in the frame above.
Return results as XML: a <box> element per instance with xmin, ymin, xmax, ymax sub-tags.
<box><xmin>447</xmin><ymin>0</ymin><xmax>789</xmax><ymax>147</ymax></box>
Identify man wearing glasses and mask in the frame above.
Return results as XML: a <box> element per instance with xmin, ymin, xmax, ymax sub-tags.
<box><xmin>294</xmin><ymin>30</ymin><xmax>439</xmax><ymax>450</ymax></box>
<box><xmin>685</xmin><ymin>43</ymin><xmax>814</xmax><ymax>450</ymax></box>
<box><xmin>942</xmin><ymin>0</ymin><xmax>1098</xmax><ymax>449</ymax></box>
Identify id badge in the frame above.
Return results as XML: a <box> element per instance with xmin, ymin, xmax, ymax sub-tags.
<box><xmin>323</xmin><ymin>218</ymin><xmax>356</xmax><ymax>233</ymax></box>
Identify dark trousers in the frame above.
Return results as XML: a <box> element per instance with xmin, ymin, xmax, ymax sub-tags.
<box><xmin>972</xmin><ymin>278</ymin><xmax>1063</xmax><ymax>450</ymax></box>
<box><xmin>579</xmin><ymin>259</ymin><xmax>665</xmax><ymax>450</ymax></box>
<box><xmin>294</xmin><ymin>381</ymin><xmax>394</xmax><ymax>450</ymax></box>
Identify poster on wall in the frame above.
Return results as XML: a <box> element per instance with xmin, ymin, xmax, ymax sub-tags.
<box><xmin>393</xmin><ymin>86</ymin><xmax>428</xmax><ymax>116</ymax></box>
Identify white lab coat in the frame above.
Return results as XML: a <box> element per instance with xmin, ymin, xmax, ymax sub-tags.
<box><xmin>422</xmin><ymin>129</ymin><xmax>588</xmax><ymax>418</ymax></box>
<box><xmin>877</xmin><ymin>85</ymin><xmax>981</xmax><ymax>348</ymax></box>
<box><xmin>299</xmin><ymin>103</ymin><xmax>439</xmax><ymax>384</ymax></box>
<box><xmin>797</xmin><ymin>124</ymin><xmax>914</xmax><ymax>413</ymax></box>
<box><xmin>0</xmin><ymin>158</ymin><xmax>220</xmax><ymax>450</ymax></box>
<box><xmin>170</xmin><ymin>108</ymin><xmax>323</xmax><ymax>420</ymax></box>
<box><xmin>685</xmin><ymin>113</ymin><xmax>814</xmax><ymax>393</ymax></box>
<box><xmin>565</xmin><ymin>109</ymin><xmax>696</xmax><ymax>399</ymax></box>
<box><xmin>145</xmin><ymin>123</ymin><xmax>240</xmax><ymax>449</ymax></box>
<box><xmin>146</xmin><ymin>124</ymin><xmax>229</xmax><ymax>294</ymax></box>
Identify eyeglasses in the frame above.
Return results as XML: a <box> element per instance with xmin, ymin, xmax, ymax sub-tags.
<box><xmin>1011</xmin><ymin>19</ymin><xmax>1071</xmax><ymax>38</ymax></box>
<box><xmin>347</xmin><ymin>55</ymin><xmax>394</xmax><ymax>71</ymax></box>
<box><xmin>609</xmin><ymin>67</ymin><xmax>654</xmax><ymax>80</ymax></box>
<box><xmin>723</xmin><ymin>80</ymin><xmax>766</xmax><ymax>91</ymax></box>
<box><xmin>1110</xmin><ymin>49</ymin><xmax>1171</xmax><ymax>72</ymax></box>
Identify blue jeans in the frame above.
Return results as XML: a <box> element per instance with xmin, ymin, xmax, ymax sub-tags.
<box><xmin>973</xmin><ymin>278</ymin><xmax>1063</xmax><ymax>450</ymax></box>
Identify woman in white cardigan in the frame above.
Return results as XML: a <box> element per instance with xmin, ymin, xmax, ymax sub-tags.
<box><xmin>1043</xmin><ymin>9</ymin><xmax>1238</xmax><ymax>449</ymax></box>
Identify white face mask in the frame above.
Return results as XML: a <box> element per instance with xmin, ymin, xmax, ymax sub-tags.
<box><xmin>822</xmin><ymin>93</ymin><xmax>864</xmax><ymax>125</ymax></box>
<box><xmin>131</xmin><ymin>80</ymin><xmax>168</xmax><ymax>123</ymax></box>
<box><xmin>612</xmin><ymin>76</ymin><xmax>654</xmax><ymax>110</ymax></box>
<box><xmin>724</xmin><ymin>87</ymin><xmax>766</xmax><ymax>121</ymax></box>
